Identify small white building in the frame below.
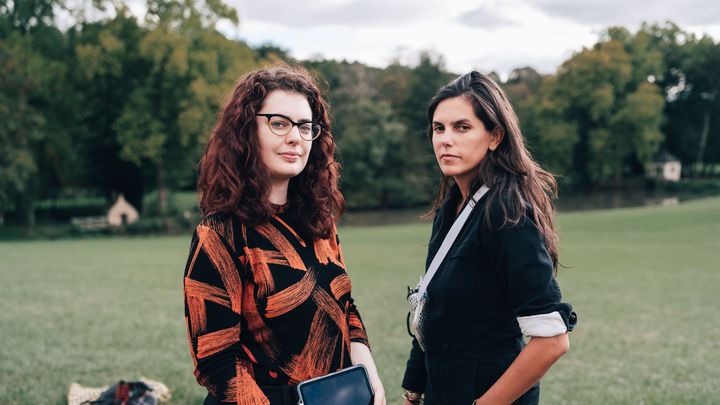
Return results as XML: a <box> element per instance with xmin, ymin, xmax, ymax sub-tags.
<box><xmin>646</xmin><ymin>151</ymin><xmax>682</xmax><ymax>182</ymax></box>
<box><xmin>107</xmin><ymin>194</ymin><xmax>139</xmax><ymax>226</ymax></box>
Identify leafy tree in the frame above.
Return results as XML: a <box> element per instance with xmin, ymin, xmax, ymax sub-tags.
<box><xmin>652</xmin><ymin>27</ymin><xmax>720</xmax><ymax>174</ymax></box>
<box><xmin>398</xmin><ymin>51</ymin><xmax>455</xmax><ymax>202</ymax></box>
<box><xmin>0</xmin><ymin>0</ymin><xmax>60</xmax><ymax>36</ymax></box>
<box><xmin>678</xmin><ymin>36</ymin><xmax>720</xmax><ymax>173</ymax></box>
<box><xmin>73</xmin><ymin>13</ymin><xmax>149</xmax><ymax>210</ymax></box>
<box><xmin>517</xmin><ymin>76</ymin><xmax>579</xmax><ymax>179</ymax></box>
<box><xmin>0</xmin><ymin>39</ymin><xmax>44</xmax><ymax>224</ymax></box>
<box><xmin>256</xmin><ymin>42</ymin><xmax>292</xmax><ymax>62</ymax></box>
<box><xmin>552</xmin><ymin>30</ymin><xmax>665</xmax><ymax>185</ymax></box>
<box><xmin>144</xmin><ymin>0</ymin><xmax>238</xmax><ymax>30</ymax></box>
<box><xmin>307</xmin><ymin>55</ymin><xmax>454</xmax><ymax>207</ymax></box>
<box><xmin>1</xmin><ymin>0</ymin><xmax>80</xmax><ymax>225</ymax></box>
<box><xmin>500</xmin><ymin>67</ymin><xmax>578</xmax><ymax>179</ymax></box>
<box><xmin>75</xmin><ymin>1</ymin><xmax>257</xmax><ymax>215</ymax></box>
<box><xmin>332</xmin><ymin>99</ymin><xmax>407</xmax><ymax>207</ymax></box>
<box><xmin>590</xmin><ymin>82</ymin><xmax>664</xmax><ymax>181</ymax></box>
<box><xmin>504</xmin><ymin>66</ymin><xmax>543</xmax><ymax>104</ymax></box>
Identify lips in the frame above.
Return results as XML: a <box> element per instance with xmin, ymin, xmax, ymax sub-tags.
<box><xmin>440</xmin><ymin>153</ymin><xmax>459</xmax><ymax>159</ymax></box>
<box><xmin>279</xmin><ymin>151</ymin><xmax>301</xmax><ymax>162</ymax></box>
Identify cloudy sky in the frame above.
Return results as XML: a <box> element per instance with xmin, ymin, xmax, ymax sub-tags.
<box><xmin>210</xmin><ymin>0</ymin><xmax>720</xmax><ymax>77</ymax></box>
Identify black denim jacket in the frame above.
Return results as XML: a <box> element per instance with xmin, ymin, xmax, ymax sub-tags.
<box><xmin>402</xmin><ymin>185</ymin><xmax>576</xmax><ymax>392</ymax></box>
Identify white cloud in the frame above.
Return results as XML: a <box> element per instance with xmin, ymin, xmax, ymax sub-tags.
<box><xmin>223</xmin><ymin>0</ymin><xmax>720</xmax><ymax>76</ymax></box>
<box><xmin>526</xmin><ymin>0</ymin><xmax>720</xmax><ymax>26</ymax></box>
<box><xmin>456</xmin><ymin>8</ymin><xmax>517</xmax><ymax>30</ymax></box>
<box><xmin>229</xmin><ymin>0</ymin><xmax>444</xmax><ymax>27</ymax></box>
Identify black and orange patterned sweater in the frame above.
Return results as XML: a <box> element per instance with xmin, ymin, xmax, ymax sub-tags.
<box><xmin>183</xmin><ymin>211</ymin><xmax>369</xmax><ymax>404</ymax></box>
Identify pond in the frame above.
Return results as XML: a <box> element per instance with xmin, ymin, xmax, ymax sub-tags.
<box><xmin>339</xmin><ymin>190</ymin><xmax>717</xmax><ymax>227</ymax></box>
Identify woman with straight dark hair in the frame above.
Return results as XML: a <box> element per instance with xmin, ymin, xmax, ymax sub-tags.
<box><xmin>402</xmin><ymin>71</ymin><xmax>576</xmax><ymax>405</ymax></box>
<box><xmin>183</xmin><ymin>65</ymin><xmax>385</xmax><ymax>405</ymax></box>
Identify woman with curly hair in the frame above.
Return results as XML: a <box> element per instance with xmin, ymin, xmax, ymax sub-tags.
<box><xmin>183</xmin><ymin>65</ymin><xmax>385</xmax><ymax>405</ymax></box>
<box><xmin>402</xmin><ymin>71</ymin><xmax>576</xmax><ymax>405</ymax></box>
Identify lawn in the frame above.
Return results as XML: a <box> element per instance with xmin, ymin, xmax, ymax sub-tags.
<box><xmin>1</xmin><ymin>197</ymin><xmax>718</xmax><ymax>404</ymax></box>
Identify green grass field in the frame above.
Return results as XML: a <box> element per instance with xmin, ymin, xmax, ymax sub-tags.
<box><xmin>1</xmin><ymin>197</ymin><xmax>719</xmax><ymax>404</ymax></box>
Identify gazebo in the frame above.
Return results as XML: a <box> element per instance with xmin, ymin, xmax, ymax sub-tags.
<box><xmin>107</xmin><ymin>194</ymin><xmax>139</xmax><ymax>226</ymax></box>
<box><xmin>646</xmin><ymin>151</ymin><xmax>682</xmax><ymax>182</ymax></box>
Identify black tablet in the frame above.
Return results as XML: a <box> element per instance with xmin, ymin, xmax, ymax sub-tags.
<box><xmin>296</xmin><ymin>364</ymin><xmax>374</xmax><ymax>405</ymax></box>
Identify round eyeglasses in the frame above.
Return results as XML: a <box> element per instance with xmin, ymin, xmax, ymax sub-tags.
<box><xmin>256</xmin><ymin>113</ymin><xmax>323</xmax><ymax>141</ymax></box>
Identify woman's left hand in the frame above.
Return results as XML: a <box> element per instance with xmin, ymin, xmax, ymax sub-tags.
<box><xmin>350</xmin><ymin>342</ymin><xmax>386</xmax><ymax>405</ymax></box>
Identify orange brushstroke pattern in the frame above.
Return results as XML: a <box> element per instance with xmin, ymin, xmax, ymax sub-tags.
<box><xmin>349</xmin><ymin>312</ymin><xmax>364</xmax><ymax>329</ymax></box>
<box><xmin>313</xmin><ymin>237</ymin><xmax>344</xmax><ymax>268</ymax></box>
<box><xmin>256</xmin><ymin>223</ymin><xmax>306</xmax><ymax>271</ymax></box>
<box><xmin>281</xmin><ymin>311</ymin><xmax>339</xmax><ymax>383</ymax></box>
<box><xmin>350</xmin><ymin>328</ymin><xmax>369</xmax><ymax>343</ymax></box>
<box><xmin>198</xmin><ymin>225</ymin><xmax>243</xmax><ymax>313</ymax></box>
<box><xmin>187</xmin><ymin>295</ymin><xmax>207</xmax><ymax>336</ymax></box>
<box><xmin>329</xmin><ymin>274</ymin><xmax>352</xmax><ymax>300</ymax></box>
<box><xmin>311</xmin><ymin>287</ymin><xmax>350</xmax><ymax>346</ymax></box>
<box><xmin>260</xmin><ymin>249</ymin><xmax>291</xmax><ymax>267</ymax></box>
<box><xmin>245</xmin><ymin>248</ymin><xmax>277</xmax><ymax>297</ymax></box>
<box><xmin>273</xmin><ymin>215</ymin><xmax>307</xmax><ymax>247</ymax></box>
<box><xmin>186</xmin><ymin>237</ymin><xmax>202</xmax><ymax>278</ymax></box>
<box><xmin>224</xmin><ymin>358</ymin><xmax>269</xmax><ymax>405</ymax></box>
<box><xmin>185</xmin><ymin>278</ymin><xmax>232</xmax><ymax>309</ymax></box>
<box><xmin>349</xmin><ymin>313</ymin><xmax>368</xmax><ymax>343</ymax></box>
<box><xmin>241</xmin><ymin>344</ymin><xmax>257</xmax><ymax>364</ymax></box>
<box><xmin>242</xmin><ymin>282</ymin><xmax>280</xmax><ymax>361</ymax></box>
<box><xmin>196</xmin><ymin>325</ymin><xmax>240</xmax><ymax>359</ymax></box>
<box><xmin>184</xmin><ymin>215</ymin><xmax>370</xmax><ymax>403</ymax></box>
<box><xmin>203</xmin><ymin>215</ymin><xmax>235</xmax><ymax>251</ymax></box>
<box><xmin>185</xmin><ymin>316</ymin><xmax>198</xmax><ymax>368</ymax></box>
<box><xmin>265</xmin><ymin>267</ymin><xmax>317</xmax><ymax>318</ymax></box>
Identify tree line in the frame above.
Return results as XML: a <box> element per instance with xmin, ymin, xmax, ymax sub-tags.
<box><xmin>1</xmin><ymin>0</ymin><xmax>719</xmax><ymax>226</ymax></box>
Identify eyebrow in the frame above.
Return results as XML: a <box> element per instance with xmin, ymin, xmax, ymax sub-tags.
<box><xmin>262</xmin><ymin>113</ymin><xmax>314</xmax><ymax>123</ymax></box>
<box><xmin>432</xmin><ymin>118</ymin><xmax>473</xmax><ymax>126</ymax></box>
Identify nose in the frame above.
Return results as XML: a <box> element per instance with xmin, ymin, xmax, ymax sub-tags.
<box><xmin>437</xmin><ymin>130</ymin><xmax>454</xmax><ymax>146</ymax></box>
<box><xmin>285</xmin><ymin>125</ymin><xmax>302</xmax><ymax>144</ymax></box>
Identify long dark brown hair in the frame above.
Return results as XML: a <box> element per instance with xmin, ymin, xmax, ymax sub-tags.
<box><xmin>428</xmin><ymin>71</ymin><xmax>560</xmax><ymax>268</ymax></box>
<box><xmin>197</xmin><ymin>65</ymin><xmax>344</xmax><ymax>239</ymax></box>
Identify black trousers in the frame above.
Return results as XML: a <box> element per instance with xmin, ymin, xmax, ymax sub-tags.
<box><xmin>204</xmin><ymin>384</ymin><xmax>298</xmax><ymax>405</ymax></box>
<box><xmin>423</xmin><ymin>338</ymin><xmax>540</xmax><ymax>405</ymax></box>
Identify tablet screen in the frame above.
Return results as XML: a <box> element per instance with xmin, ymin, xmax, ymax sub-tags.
<box><xmin>297</xmin><ymin>365</ymin><xmax>373</xmax><ymax>405</ymax></box>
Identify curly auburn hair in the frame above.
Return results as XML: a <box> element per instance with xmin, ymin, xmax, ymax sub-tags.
<box><xmin>197</xmin><ymin>65</ymin><xmax>344</xmax><ymax>239</ymax></box>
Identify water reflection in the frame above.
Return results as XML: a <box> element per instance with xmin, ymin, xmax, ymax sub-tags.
<box><xmin>339</xmin><ymin>191</ymin><xmax>708</xmax><ymax>227</ymax></box>
<box><xmin>555</xmin><ymin>190</ymin><xmax>687</xmax><ymax>212</ymax></box>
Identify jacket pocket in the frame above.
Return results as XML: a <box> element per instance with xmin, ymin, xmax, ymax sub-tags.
<box><xmin>435</xmin><ymin>240</ymin><xmax>480</xmax><ymax>298</ymax></box>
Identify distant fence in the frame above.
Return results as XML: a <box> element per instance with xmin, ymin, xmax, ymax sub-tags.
<box><xmin>70</xmin><ymin>216</ymin><xmax>109</xmax><ymax>231</ymax></box>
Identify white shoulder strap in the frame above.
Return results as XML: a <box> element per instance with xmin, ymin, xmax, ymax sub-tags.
<box><xmin>418</xmin><ymin>185</ymin><xmax>490</xmax><ymax>294</ymax></box>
